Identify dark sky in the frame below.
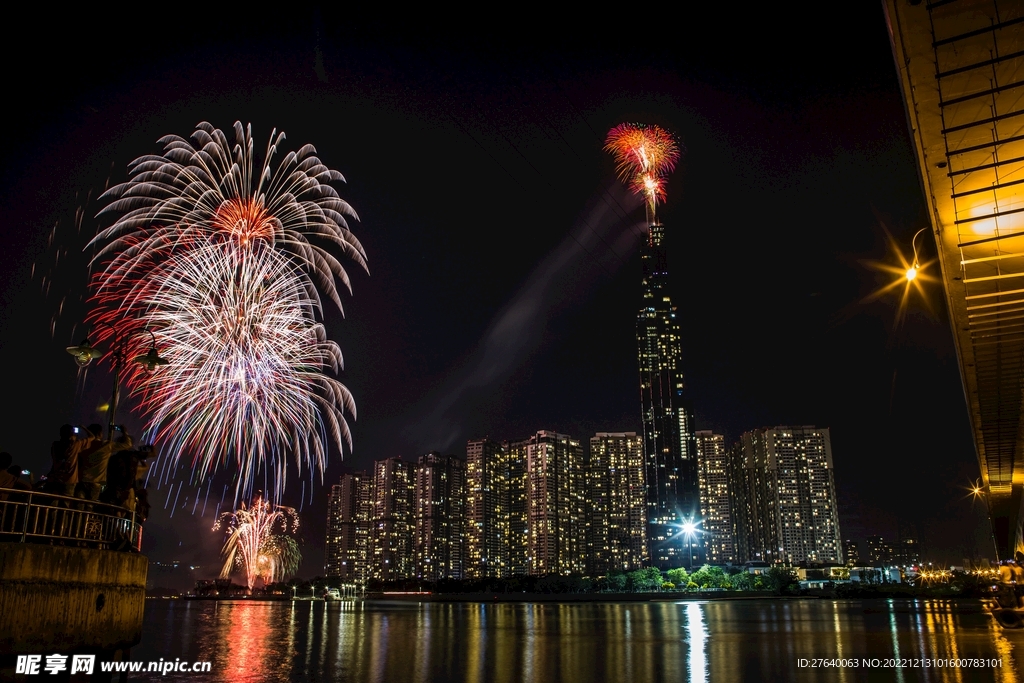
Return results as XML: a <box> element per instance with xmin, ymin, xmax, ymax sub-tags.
<box><xmin>0</xmin><ymin>8</ymin><xmax>992</xmax><ymax>577</ymax></box>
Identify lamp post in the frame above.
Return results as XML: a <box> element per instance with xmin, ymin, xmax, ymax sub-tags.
<box><xmin>905</xmin><ymin>227</ymin><xmax>929</xmax><ymax>282</ymax></box>
<box><xmin>66</xmin><ymin>324</ymin><xmax>168</xmax><ymax>440</ymax></box>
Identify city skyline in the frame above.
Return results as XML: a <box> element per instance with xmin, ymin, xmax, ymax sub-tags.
<box><xmin>322</xmin><ymin>424</ymin><xmax>860</xmax><ymax>583</ymax></box>
<box><xmin>0</xmin><ymin>7</ymin><xmax>992</xmax><ymax>575</ymax></box>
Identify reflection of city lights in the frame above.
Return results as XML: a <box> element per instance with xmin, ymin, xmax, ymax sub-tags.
<box><xmin>685</xmin><ymin>602</ymin><xmax>708</xmax><ymax>683</ymax></box>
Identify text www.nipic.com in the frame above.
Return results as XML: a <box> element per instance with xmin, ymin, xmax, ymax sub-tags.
<box><xmin>15</xmin><ymin>655</ymin><xmax>211</xmax><ymax>676</ymax></box>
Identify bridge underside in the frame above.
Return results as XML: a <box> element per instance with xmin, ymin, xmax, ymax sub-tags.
<box><xmin>885</xmin><ymin>0</ymin><xmax>1024</xmax><ymax>560</ymax></box>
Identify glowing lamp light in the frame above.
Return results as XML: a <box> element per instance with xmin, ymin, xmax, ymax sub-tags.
<box><xmin>66</xmin><ymin>338</ymin><xmax>104</xmax><ymax>367</ymax></box>
<box><xmin>682</xmin><ymin>522</ymin><xmax>697</xmax><ymax>535</ymax></box>
<box><xmin>134</xmin><ymin>346</ymin><xmax>169</xmax><ymax>372</ymax></box>
<box><xmin>905</xmin><ymin>265</ymin><xmax>918</xmax><ymax>282</ymax></box>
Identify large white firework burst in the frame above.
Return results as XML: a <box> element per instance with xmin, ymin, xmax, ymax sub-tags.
<box><xmin>138</xmin><ymin>242</ymin><xmax>355</xmax><ymax>501</ymax></box>
<box><xmin>93</xmin><ymin>121</ymin><xmax>366</xmax><ymax>313</ymax></box>
<box><xmin>89</xmin><ymin>122</ymin><xmax>365</xmax><ymax>502</ymax></box>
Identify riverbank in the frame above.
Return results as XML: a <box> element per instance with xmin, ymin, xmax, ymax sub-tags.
<box><xmin>160</xmin><ymin>583</ymin><xmax>989</xmax><ymax>602</ymax></box>
<box><xmin>364</xmin><ymin>590</ymin><xmax>769</xmax><ymax>602</ymax></box>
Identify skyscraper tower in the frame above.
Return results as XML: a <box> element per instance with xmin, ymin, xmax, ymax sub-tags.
<box><xmin>695</xmin><ymin>431</ymin><xmax>733</xmax><ymax>565</ymax></box>
<box><xmin>605</xmin><ymin>123</ymin><xmax>688</xmax><ymax>569</ymax></box>
<box><xmin>638</xmin><ymin>222</ymin><xmax>699</xmax><ymax>567</ymax></box>
<box><xmin>371</xmin><ymin>457</ymin><xmax>417</xmax><ymax>581</ymax></box>
<box><xmin>737</xmin><ymin>427</ymin><xmax>843</xmax><ymax>566</ymax></box>
<box><xmin>588</xmin><ymin>432</ymin><xmax>647</xmax><ymax>574</ymax></box>
<box><xmin>513</xmin><ymin>430</ymin><xmax>586</xmax><ymax>576</ymax></box>
<box><xmin>413</xmin><ymin>452</ymin><xmax>467</xmax><ymax>581</ymax></box>
<box><xmin>465</xmin><ymin>438</ymin><xmax>509</xmax><ymax>578</ymax></box>
<box><xmin>325</xmin><ymin>471</ymin><xmax>373</xmax><ymax>582</ymax></box>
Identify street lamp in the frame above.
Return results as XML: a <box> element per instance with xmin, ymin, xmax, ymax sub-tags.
<box><xmin>67</xmin><ymin>324</ymin><xmax>168</xmax><ymax>440</ymax></box>
<box><xmin>905</xmin><ymin>227</ymin><xmax>928</xmax><ymax>282</ymax></box>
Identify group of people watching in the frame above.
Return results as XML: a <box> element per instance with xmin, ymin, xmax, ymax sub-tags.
<box><xmin>0</xmin><ymin>424</ymin><xmax>151</xmax><ymax>522</ymax></box>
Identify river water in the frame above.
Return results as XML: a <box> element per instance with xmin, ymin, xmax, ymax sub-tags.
<box><xmin>132</xmin><ymin>598</ymin><xmax>1024</xmax><ymax>682</ymax></box>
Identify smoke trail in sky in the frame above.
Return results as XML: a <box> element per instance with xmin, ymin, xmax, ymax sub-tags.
<box><xmin>401</xmin><ymin>186</ymin><xmax>642</xmax><ymax>450</ymax></box>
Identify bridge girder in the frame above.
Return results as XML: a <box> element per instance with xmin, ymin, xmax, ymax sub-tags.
<box><xmin>884</xmin><ymin>0</ymin><xmax>1024</xmax><ymax>560</ymax></box>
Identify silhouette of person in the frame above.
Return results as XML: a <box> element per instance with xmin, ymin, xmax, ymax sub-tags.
<box><xmin>45</xmin><ymin>425</ymin><xmax>82</xmax><ymax>497</ymax></box>
<box><xmin>77</xmin><ymin>424</ymin><xmax>133</xmax><ymax>501</ymax></box>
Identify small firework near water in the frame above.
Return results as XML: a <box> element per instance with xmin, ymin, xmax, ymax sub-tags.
<box><xmin>216</xmin><ymin>496</ymin><xmax>301</xmax><ymax>590</ymax></box>
<box><xmin>604</xmin><ymin>123</ymin><xmax>681</xmax><ymax>223</ymax></box>
<box><xmin>88</xmin><ymin>122</ymin><xmax>366</xmax><ymax>503</ymax></box>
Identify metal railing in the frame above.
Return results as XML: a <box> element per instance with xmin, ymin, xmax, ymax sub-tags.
<box><xmin>0</xmin><ymin>488</ymin><xmax>142</xmax><ymax>551</ymax></box>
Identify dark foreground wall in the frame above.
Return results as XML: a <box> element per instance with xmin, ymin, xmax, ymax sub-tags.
<box><xmin>0</xmin><ymin>543</ymin><xmax>147</xmax><ymax>654</ymax></box>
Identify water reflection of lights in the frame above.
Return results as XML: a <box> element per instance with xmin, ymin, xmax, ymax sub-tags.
<box><xmin>624</xmin><ymin>608</ymin><xmax>633</xmax><ymax>682</ymax></box>
<box><xmin>991</xmin><ymin>617</ymin><xmax>1020</xmax><ymax>683</ymax></box>
<box><xmin>138</xmin><ymin>599</ymin><xmax>1024</xmax><ymax>682</ymax></box>
<box><xmin>467</xmin><ymin>606</ymin><xmax>483</xmax><ymax>683</ymax></box>
<box><xmin>832</xmin><ymin>604</ymin><xmax>849</xmax><ymax>683</ymax></box>
<box><xmin>223</xmin><ymin>603</ymin><xmax>276</xmax><ymax>681</ymax></box>
<box><xmin>684</xmin><ymin>603</ymin><xmax>708</xmax><ymax>683</ymax></box>
<box><xmin>888</xmin><ymin>601</ymin><xmax>905</xmax><ymax>683</ymax></box>
<box><xmin>523</xmin><ymin>605</ymin><xmax>536</xmax><ymax>683</ymax></box>
<box><xmin>414</xmin><ymin>608</ymin><xmax>431</xmax><ymax>683</ymax></box>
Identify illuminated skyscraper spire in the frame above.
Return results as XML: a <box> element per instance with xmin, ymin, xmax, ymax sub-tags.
<box><xmin>607</xmin><ymin>123</ymin><xmax>698</xmax><ymax>567</ymax></box>
<box><xmin>637</xmin><ymin>222</ymin><xmax>700</xmax><ymax>567</ymax></box>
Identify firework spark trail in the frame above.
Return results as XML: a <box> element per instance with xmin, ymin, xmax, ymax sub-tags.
<box><xmin>215</xmin><ymin>496</ymin><xmax>300</xmax><ymax>590</ymax></box>
<box><xmin>88</xmin><ymin>122</ymin><xmax>365</xmax><ymax>503</ymax></box>
<box><xmin>604</xmin><ymin>123</ymin><xmax>680</xmax><ymax>224</ymax></box>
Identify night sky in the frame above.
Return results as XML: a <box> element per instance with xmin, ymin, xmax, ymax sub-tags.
<box><xmin>0</xmin><ymin>8</ymin><xmax>991</xmax><ymax>578</ymax></box>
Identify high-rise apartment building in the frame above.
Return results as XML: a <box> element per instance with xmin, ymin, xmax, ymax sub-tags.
<box><xmin>414</xmin><ymin>452</ymin><xmax>466</xmax><ymax>580</ymax></box>
<box><xmin>637</xmin><ymin>222</ymin><xmax>700</xmax><ymax>567</ymax></box>
<box><xmin>695</xmin><ymin>431</ymin><xmax>734</xmax><ymax>565</ymax></box>
<box><xmin>895</xmin><ymin>521</ymin><xmax>920</xmax><ymax>567</ymax></box>
<box><xmin>588</xmin><ymin>432</ymin><xmax>647</xmax><ymax>574</ymax></box>
<box><xmin>465</xmin><ymin>438</ymin><xmax>509</xmax><ymax>578</ymax></box>
<box><xmin>325</xmin><ymin>471</ymin><xmax>373</xmax><ymax>581</ymax></box>
<box><xmin>371</xmin><ymin>457</ymin><xmax>418</xmax><ymax>581</ymax></box>
<box><xmin>727</xmin><ymin>441</ymin><xmax>751</xmax><ymax>564</ymax></box>
<box><xmin>737</xmin><ymin>427</ymin><xmax>843</xmax><ymax>565</ymax></box>
<box><xmin>844</xmin><ymin>539</ymin><xmax>861</xmax><ymax>567</ymax></box>
<box><xmin>510</xmin><ymin>430</ymin><xmax>586</xmax><ymax>575</ymax></box>
<box><xmin>866</xmin><ymin>536</ymin><xmax>894</xmax><ymax>565</ymax></box>
<box><xmin>506</xmin><ymin>441</ymin><xmax>529</xmax><ymax>575</ymax></box>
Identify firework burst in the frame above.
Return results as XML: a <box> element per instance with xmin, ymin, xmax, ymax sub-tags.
<box><xmin>256</xmin><ymin>535</ymin><xmax>301</xmax><ymax>586</ymax></box>
<box><xmin>216</xmin><ymin>496</ymin><xmax>300</xmax><ymax>590</ymax></box>
<box><xmin>93</xmin><ymin>121</ymin><xmax>366</xmax><ymax>312</ymax></box>
<box><xmin>88</xmin><ymin>122</ymin><xmax>365</xmax><ymax>502</ymax></box>
<box><xmin>136</xmin><ymin>242</ymin><xmax>355</xmax><ymax>499</ymax></box>
<box><xmin>604</xmin><ymin>123</ymin><xmax>680</xmax><ymax>223</ymax></box>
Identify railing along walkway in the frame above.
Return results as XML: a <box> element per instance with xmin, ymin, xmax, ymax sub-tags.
<box><xmin>0</xmin><ymin>488</ymin><xmax>142</xmax><ymax>551</ymax></box>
